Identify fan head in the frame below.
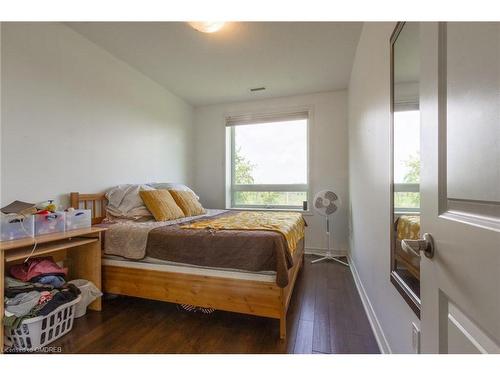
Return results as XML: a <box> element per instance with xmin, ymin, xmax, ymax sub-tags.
<box><xmin>313</xmin><ymin>190</ymin><xmax>340</xmax><ymax>216</ymax></box>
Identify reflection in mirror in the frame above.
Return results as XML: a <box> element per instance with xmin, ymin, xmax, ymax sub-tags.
<box><xmin>391</xmin><ymin>22</ymin><xmax>421</xmax><ymax>316</ymax></box>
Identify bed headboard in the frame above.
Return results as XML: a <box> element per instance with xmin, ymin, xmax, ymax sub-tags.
<box><xmin>70</xmin><ymin>192</ymin><xmax>108</xmax><ymax>224</ymax></box>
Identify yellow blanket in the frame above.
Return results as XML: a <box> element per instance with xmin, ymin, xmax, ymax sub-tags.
<box><xmin>181</xmin><ymin>211</ymin><xmax>306</xmax><ymax>254</ymax></box>
<box><xmin>396</xmin><ymin>215</ymin><xmax>420</xmax><ymax>241</ymax></box>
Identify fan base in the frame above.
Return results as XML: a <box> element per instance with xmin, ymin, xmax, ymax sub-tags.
<box><xmin>311</xmin><ymin>254</ymin><xmax>349</xmax><ymax>266</ymax></box>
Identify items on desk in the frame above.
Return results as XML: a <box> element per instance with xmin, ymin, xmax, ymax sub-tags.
<box><xmin>1</xmin><ymin>200</ymin><xmax>37</xmax><ymax>241</ymax></box>
<box><xmin>34</xmin><ymin>211</ymin><xmax>66</xmax><ymax>235</ymax></box>
<box><xmin>1</xmin><ymin>197</ymin><xmax>92</xmax><ymax>242</ymax></box>
<box><xmin>64</xmin><ymin>209</ymin><xmax>91</xmax><ymax>230</ymax></box>
<box><xmin>35</xmin><ymin>199</ymin><xmax>57</xmax><ymax>212</ymax></box>
<box><xmin>0</xmin><ymin>213</ymin><xmax>35</xmax><ymax>241</ymax></box>
<box><xmin>1</xmin><ymin>200</ymin><xmax>37</xmax><ymax>216</ymax></box>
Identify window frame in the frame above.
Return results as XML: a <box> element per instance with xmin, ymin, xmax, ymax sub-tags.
<box><xmin>225</xmin><ymin>109</ymin><xmax>311</xmax><ymax>211</ymax></box>
<box><xmin>393</xmin><ymin>103</ymin><xmax>421</xmax><ymax>214</ymax></box>
<box><xmin>394</xmin><ymin>183</ymin><xmax>420</xmax><ymax>214</ymax></box>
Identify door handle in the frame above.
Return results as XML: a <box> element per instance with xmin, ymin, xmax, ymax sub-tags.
<box><xmin>401</xmin><ymin>233</ymin><xmax>435</xmax><ymax>259</ymax></box>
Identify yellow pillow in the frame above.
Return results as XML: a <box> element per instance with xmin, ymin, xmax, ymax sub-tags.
<box><xmin>139</xmin><ymin>190</ymin><xmax>185</xmax><ymax>221</ymax></box>
<box><xmin>169</xmin><ymin>190</ymin><xmax>206</xmax><ymax>217</ymax></box>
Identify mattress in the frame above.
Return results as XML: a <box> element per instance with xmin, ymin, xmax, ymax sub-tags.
<box><xmin>102</xmin><ymin>255</ymin><xmax>276</xmax><ymax>282</ymax></box>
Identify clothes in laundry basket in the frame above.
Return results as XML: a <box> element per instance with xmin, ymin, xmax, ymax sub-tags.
<box><xmin>37</xmin><ymin>289</ymin><xmax>79</xmax><ymax>316</ymax></box>
<box><xmin>4</xmin><ymin>276</ymin><xmax>54</xmax><ymax>298</ymax></box>
<box><xmin>5</xmin><ymin>291</ymin><xmax>41</xmax><ymax>317</ymax></box>
<box><xmin>3</xmin><ymin>281</ymin><xmax>80</xmax><ymax>329</ymax></box>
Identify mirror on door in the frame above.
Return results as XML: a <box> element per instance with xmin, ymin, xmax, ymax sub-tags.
<box><xmin>390</xmin><ymin>22</ymin><xmax>421</xmax><ymax>317</ymax></box>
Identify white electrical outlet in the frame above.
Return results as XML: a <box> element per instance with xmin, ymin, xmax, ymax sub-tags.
<box><xmin>411</xmin><ymin>322</ymin><xmax>421</xmax><ymax>353</ymax></box>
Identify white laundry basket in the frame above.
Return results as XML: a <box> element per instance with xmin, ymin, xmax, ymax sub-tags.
<box><xmin>5</xmin><ymin>295</ymin><xmax>81</xmax><ymax>352</ymax></box>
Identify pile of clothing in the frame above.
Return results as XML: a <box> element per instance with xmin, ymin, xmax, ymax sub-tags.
<box><xmin>4</xmin><ymin>257</ymin><xmax>81</xmax><ymax>329</ymax></box>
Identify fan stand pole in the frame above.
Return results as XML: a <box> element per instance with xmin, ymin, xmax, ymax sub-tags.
<box><xmin>311</xmin><ymin>216</ymin><xmax>349</xmax><ymax>266</ymax></box>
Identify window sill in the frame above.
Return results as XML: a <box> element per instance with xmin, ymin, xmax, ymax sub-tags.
<box><xmin>394</xmin><ymin>210</ymin><xmax>421</xmax><ymax>216</ymax></box>
<box><xmin>227</xmin><ymin>207</ymin><xmax>312</xmax><ymax>216</ymax></box>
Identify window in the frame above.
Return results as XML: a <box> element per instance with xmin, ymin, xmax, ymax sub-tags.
<box><xmin>226</xmin><ymin>112</ymin><xmax>309</xmax><ymax>210</ymax></box>
<box><xmin>393</xmin><ymin>109</ymin><xmax>420</xmax><ymax>213</ymax></box>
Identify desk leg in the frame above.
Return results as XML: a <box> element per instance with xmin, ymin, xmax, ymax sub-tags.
<box><xmin>66</xmin><ymin>237</ymin><xmax>102</xmax><ymax>311</ymax></box>
<box><xmin>1</xmin><ymin>251</ymin><xmax>4</xmax><ymax>353</ymax></box>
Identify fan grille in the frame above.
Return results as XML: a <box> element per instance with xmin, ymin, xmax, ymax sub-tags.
<box><xmin>324</xmin><ymin>191</ymin><xmax>338</xmax><ymax>201</ymax></box>
<box><xmin>325</xmin><ymin>204</ymin><xmax>337</xmax><ymax>215</ymax></box>
<box><xmin>313</xmin><ymin>190</ymin><xmax>339</xmax><ymax>216</ymax></box>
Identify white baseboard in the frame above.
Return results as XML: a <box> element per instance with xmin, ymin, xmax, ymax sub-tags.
<box><xmin>347</xmin><ymin>253</ymin><xmax>392</xmax><ymax>354</ymax></box>
<box><xmin>305</xmin><ymin>247</ymin><xmax>347</xmax><ymax>257</ymax></box>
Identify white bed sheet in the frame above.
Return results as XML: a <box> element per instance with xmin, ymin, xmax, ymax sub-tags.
<box><xmin>102</xmin><ymin>255</ymin><xmax>276</xmax><ymax>282</ymax></box>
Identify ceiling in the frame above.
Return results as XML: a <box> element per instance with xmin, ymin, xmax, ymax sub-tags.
<box><xmin>68</xmin><ymin>22</ymin><xmax>362</xmax><ymax>106</ymax></box>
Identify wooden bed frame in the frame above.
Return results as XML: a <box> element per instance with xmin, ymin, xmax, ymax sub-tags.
<box><xmin>69</xmin><ymin>192</ymin><xmax>304</xmax><ymax>339</ymax></box>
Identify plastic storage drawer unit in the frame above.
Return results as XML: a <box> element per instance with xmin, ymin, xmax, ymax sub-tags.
<box><xmin>1</xmin><ymin>214</ymin><xmax>35</xmax><ymax>241</ymax></box>
<box><xmin>65</xmin><ymin>209</ymin><xmax>91</xmax><ymax>231</ymax></box>
<box><xmin>34</xmin><ymin>211</ymin><xmax>65</xmax><ymax>236</ymax></box>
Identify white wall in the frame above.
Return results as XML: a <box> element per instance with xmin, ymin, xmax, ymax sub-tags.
<box><xmin>0</xmin><ymin>22</ymin><xmax>2</xmax><ymax>205</ymax></box>
<box><xmin>1</xmin><ymin>22</ymin><xmax>194</xmax><ymax>208</ymax></box>
<box><xmin>193</xmin><ymin>91</ymin><xmax>349</xmax><ymax>253</ymax></box>
<box><xmin>348</xmin><ymin>22</ymin><xmax>419</xmax><ymax>353</ymax></box>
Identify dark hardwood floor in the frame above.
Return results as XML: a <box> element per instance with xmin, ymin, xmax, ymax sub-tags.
<box><xmin>53</xmin><ymin>255</ymin><xmax>379</xmax><ymax>354</ymax></box>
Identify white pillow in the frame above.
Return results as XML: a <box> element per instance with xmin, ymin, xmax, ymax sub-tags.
<box><xmin>147</xmin><ymin>182</ymin><xmax>199</xmax><ymax>199</ymax></box>
<box><xmin>105</xmin><ymin>184</ymin><xmax>155</xmax><ymax>220</ymax></box>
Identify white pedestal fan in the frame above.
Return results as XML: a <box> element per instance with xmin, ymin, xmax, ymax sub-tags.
<box><xmin>311</xmin><ymin>190</ymin><xmax>348</xmax><ymax>266</ymax></box>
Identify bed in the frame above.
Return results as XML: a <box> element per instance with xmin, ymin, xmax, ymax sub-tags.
<box><xmin>394</xmin><ymin>215</ymin><xmax>420</xmax><ymax>279</ymax></box>
<box><xmin>69</xmin><ymin>191</ymin><xmax>305</xmax><ymax>340</ymax></box>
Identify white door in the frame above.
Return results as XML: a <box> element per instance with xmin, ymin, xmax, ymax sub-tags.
<box><xmin>419</xmin><ymin>22</ymin><xmax>500</xmax><ymax>354</ymax></box>
<box><xmin>420</xmin><ymin>23</ymin><xmax>500</xmax><ymax>353</ymax></box>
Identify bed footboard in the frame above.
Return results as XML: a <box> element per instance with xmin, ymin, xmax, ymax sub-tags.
<box><xmin>103</xmin><ymin>244</ymin><xmax>304</xmax><ymax>340</ymax></box>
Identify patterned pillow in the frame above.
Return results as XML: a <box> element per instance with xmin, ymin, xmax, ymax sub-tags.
<box><xmin>139</xmin><ymin>190</ymin><xmax>185</xmax><ymax>221</ymax></box>
<box><xmin>147</xmin><ymin>183</ymin><xmax>199</xmax><ymax>199</ymax></box>
<box><xmin>168</xmin><ymin>190</ymin><xmax>206</xmax><ymax>217</ymax></box>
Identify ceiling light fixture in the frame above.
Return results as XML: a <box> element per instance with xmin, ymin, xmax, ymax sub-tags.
<box><xmin>188</xmin><ymin>22</ymin><xmax>225</xmax><ymax>33</ymax></box>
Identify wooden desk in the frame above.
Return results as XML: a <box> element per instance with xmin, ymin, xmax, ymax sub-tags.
<box><xmin>1</xmin><ymin>227</ymin><xmax>106</xmax><ymax>353</ymax></box>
